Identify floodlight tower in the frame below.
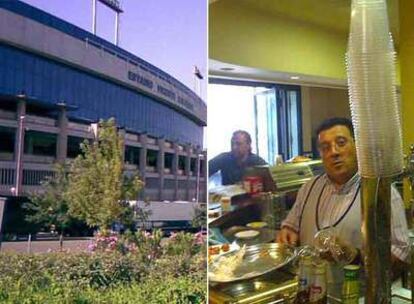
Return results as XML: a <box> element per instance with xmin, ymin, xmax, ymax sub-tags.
<box><xmin>92</xmin><ymin>0</ymin><xmax>124</xmax><ymax>46</ymax></box>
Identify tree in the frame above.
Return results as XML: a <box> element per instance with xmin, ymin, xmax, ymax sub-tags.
<box><xmin>24</xmin><ymin>164</ymin><xmax>75</xmax><ymax>247</ymax></box>
<box><xmin>191</xmin><ymin>203</ymin><xmax>206</xmax><ymax>230</ymax></box>
<box><xmin>65</xmin><ymin>118</ymin><xmax>143</xmax><ymax>230</ymax></box>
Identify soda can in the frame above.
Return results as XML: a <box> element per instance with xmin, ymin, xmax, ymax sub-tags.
<box><xmin>309</xmin><ymin>261</ymin><xmax>327</xmax><ymax>304</ymax></box>
<box><xmin>243</xmin><ymin>176</ymin><xmax>263</xmax><ymax>194</ymax></box>
<box><xmin>342</xmin><ymin>264</ymin><xmax>360</xmax><ymax>304</ymax></box>
<box><xmin>295</xmin><ymin>255</ymin><xmax>312</xmax><ymax>304</ymax></box>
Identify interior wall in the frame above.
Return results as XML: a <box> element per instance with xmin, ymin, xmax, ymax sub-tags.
<box><xmin>301</xmin><ymin>86</ymin><xmax>350</xmax><ymax>155</ymax></box>
<box><xmin>209</xmin><ymin>1</ymin><xmax>348</xmax><ymax>80</ymax></box>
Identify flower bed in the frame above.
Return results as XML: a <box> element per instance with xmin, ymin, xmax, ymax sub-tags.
<box><xmin>0</xmin><ymin>230</ymin><xmax>207</xmax><ymax>303</ymax></box>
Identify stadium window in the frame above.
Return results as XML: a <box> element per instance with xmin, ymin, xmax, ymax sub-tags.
<box><xmin>164</xmin><ymin>152</ymin><xmax>173</xmax><ymax>173</ymax></box>
<box><xmin>200</xmin><ymin>159</ymin><xmax>205</xmax><ymax>176</ymax></box>
<box><xmin>146</xmin><ymin>149</ymin><xmax>158</xmax><ymax>168</ymax></box>
<box><xmin>190</xmin><ymin>157</ymin><xmax>196</xmax><ymax>175</ymax></box>
<box><xmin>67</xmin><ymin>136</ymin><xmax>87</xmax><ymax>159</ymax></box>
<box><xmin>0</xmin><ymin>100</ymin><xmax>17</xmax><ymax>112</ymax></box>
<box><xmin>178</xmin><ymin>155</ymin><xmax>186</xmax><ymax>174</ymax></box>
<box><xmin>0</xmin><ymin>126</ymin><xmax>15</xmax><ymax>154</ymax></box>
<box><xmin>125</xmin><ymin>145</ymin><xmax>140</xmax><ymax>166</ymax></box>
<box><xmin>24</xmin><ymin>130</ymin><xmax>57</xmax><ymax>157</ymax></box>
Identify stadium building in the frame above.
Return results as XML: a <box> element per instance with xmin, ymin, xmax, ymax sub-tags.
<box><xmin>0</xmin><ymin>1</ymin><xmax>207</xmax><ymax>202</ymax></box>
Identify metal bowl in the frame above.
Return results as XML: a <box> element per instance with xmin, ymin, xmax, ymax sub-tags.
<box><xmin>209</xmin><ymin>243</ymin><xmax>296</xmax><ymax>283</ymax></box>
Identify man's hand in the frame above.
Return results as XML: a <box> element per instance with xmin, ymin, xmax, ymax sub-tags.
<box><xmin>276</xmin><ymin>226</ymin><xmax>299</xmax><ymax>246</ymax></box>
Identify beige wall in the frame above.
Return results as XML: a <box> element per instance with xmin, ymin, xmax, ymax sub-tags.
<box><xmin>301</xmin><ymin>86</ymin><xmax>350</xmax><ymax>154</ymax></box>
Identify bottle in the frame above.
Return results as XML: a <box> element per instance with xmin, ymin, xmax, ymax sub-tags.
<box><xmin>295</xmin><ymin>255</ymin><xmax>312</xmax><ymax>303</ymax></box>
<box><xmin>309</xmin><ymin>261</ymin><xmax>327</xmax><ymax>304</ymax></box>
<box><xmin>342</xmin><ymin>265</ymin><xmax>360</xmax><ymax>304</ymax></box>
<box><xmin>220</xmin><ymin>196</ymin><xmax>231</xmax><ymax>214</ymax></box>
<box><xmin>329</xmin><ymin>236</ymin><xmax>358</xmax><ymax>265</ymax></box>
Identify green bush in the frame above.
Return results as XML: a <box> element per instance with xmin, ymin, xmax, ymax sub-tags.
<box><xmin>0</xmin><ymin>252</ymin><xmax>149</xmax><ymax>289</ymax></box>
<box><xmin>0</xmin><ymin>275</ymin><xmax>205</xmax><ymax>304</ymax></box>
<box><xmin>0</xmin><ymin>231</ymin><xmax>207</xmax><ymax>303</ymax></box>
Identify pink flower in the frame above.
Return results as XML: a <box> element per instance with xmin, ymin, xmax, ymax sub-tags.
<box><xmin>128</xmin><ymin>243</ymin><xmax>137</xmax><ymax>253</ymax></box>
<box><xmin>87</xmin><ymin>243</ymin><xmax>97</xmax><ymax>252</ymax></box>
<box><xmin>193</xmin><ymin>231</ymin><xmax>206</xmax><ymax>245</ymax></box>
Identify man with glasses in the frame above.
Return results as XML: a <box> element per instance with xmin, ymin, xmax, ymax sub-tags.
<box><xmin>276</xmin><ymin>117</ymin><xmax>409</xmax><ymax>294</ymax></box>
<box><xmin>209</xmin><ymin>130</ymin><xmax>267</xmax><ymax>185</ymax></box>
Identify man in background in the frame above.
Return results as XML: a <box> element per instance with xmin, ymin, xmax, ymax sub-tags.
<box><xmin>209</xmin><ymin>130</ymin><xmax>267</xmax><ymax>185</ymax></box>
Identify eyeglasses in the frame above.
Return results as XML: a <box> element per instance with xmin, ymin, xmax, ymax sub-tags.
<box><xmin>318</xmin><ymin>137</ymin><xmax>350</xmax><ymax>154</ymax></box>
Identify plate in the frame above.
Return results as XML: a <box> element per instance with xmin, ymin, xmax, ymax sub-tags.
<box><xmin>208</xmin><ymin>243</ymin><xmax>296</xmax><ymax>283</ymax></box>
<box><xmin>235</xmin><ymin>230</ymin><xmax>260</xmax><ymax>239</ymax></box>
<box><xmin>246</xmin><ymin>221</ymin><xmax>268</xmax><ymax>229</ymax></box>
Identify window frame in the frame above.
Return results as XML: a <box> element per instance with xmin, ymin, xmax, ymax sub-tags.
<box><xmin>209</xmin><ymin>78</ymin><xmax>303</xmax><ymax>163</ymax></box>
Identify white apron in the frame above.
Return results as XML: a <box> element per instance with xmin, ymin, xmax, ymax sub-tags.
<box><xmin>299</xmin><ymin>176</ymin><xmax>362</xmax><ymax>298</ymax></box>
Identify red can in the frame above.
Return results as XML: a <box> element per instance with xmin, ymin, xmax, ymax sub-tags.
<box><xmin>243</xmin><ymin>176</ymin><xmax>263</xmax><ymax>194</ymax></box>
<box><xmin>295</xmin><ymin>255</ymin><xmax>312</xmax><ymax>304</ymax></box>
<box><xmin>309</xmin><ymin>261</ymin><xmax>327</xmax><ymax>304</ymax></box>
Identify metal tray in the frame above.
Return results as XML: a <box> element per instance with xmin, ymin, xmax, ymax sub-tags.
<box><xmin>209</xmin><ymin>243</ymin><xmax>296</xmax><ymax>283</ymax></box>
<box><xmin>222</xmin><ymin>226</ymin><xmax>276</xmax><ymax>246</ymax></box>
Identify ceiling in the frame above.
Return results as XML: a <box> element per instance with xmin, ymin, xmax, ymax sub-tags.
<box><xmin>209</xmin><ymin>59</ymin><xmax>348</xmax><ymax>89</ymax></box>
<box><xmin>240</xmin><ymin>0</ymin><xmax>399</xmax><ymax>41</ymax></box>
<box><xmin>209</xmin><ymin>0</ymin><xmax>399</xmax><ymax>87</ymax></box>
<box><xmin>209</xmin><ymin>0</ymin><xmax>398</xmax><ymax>38</ymax></box>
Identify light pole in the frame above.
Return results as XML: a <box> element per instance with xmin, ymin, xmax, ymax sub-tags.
<box><xmin>115</xmin><ymin>11</ymin><xmax>120</xmax><ymax>46</ymax></box>
<box><xmin>92</xmin><ymin>0</ymin><xmax>97</xmax><ymax>35</ymax></box>
<box><xmin>91</xmin><ymin>0</ymin><xmax>123</xmax><ymax>46</ymax></box>
<box><xmin>195</xmin><ymin>153</ymin><xmax>203</xmax><ymax>203</ymax></box>
<box><xmin>15</xmin><ymin>114</ymin><xmax>25</xmax><ymax>197</ymax></box>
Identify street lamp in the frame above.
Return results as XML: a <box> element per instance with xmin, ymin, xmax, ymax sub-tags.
<box><xmin>15</xmin><ymin>114</ymin><xmax>25</xmax><ymax>197</ymax></box>
<box><xmin>195</xmin><ymin>153</ymin><xmax>204</xmax><ymax>203</ymax></box>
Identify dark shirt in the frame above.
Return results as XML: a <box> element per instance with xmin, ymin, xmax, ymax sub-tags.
<box><xmin>209</xmin><ymin>152</ymin><xmax>267</xmax><ymax>185</ymax></box>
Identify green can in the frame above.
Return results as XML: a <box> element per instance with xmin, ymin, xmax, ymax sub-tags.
<box><xmin>342</xmin><ymin>265</ymin><xmax>360</xmax><ymax>304</ymax></box>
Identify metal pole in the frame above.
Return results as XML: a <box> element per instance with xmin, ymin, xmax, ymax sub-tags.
<box><xmin>92</xmin><ymin>0</ymin><xmax>97</xmax><ymax>35</ymax></box>
<box><xmin>0</xmin><ymin>197</ymin><xmax>6</xmax><ymax>251</ymax></box>
<box><xmin>411</xmin><ymin>234</ymin><xmax>414</xmax><ymax>304</ymax></box>
<box><xmin>193</xmin><ymin>73</ymin><xmax>198</xmax><ymax>95</ymax></box>
<box><xmin>195</xmin><ymin>154</ymin><xmax>201</xmax><ymax>203</ymax></box>
<box><xmin>361</xmin><ymin>177</ymin><xmax>392</xmax><ymax>304</ymax></box>
<box><xmin>15</xmin><ymin>115</ymin><xmax>25</xmax><ymax>196</ymax></box>
<box><xmin>27</xmin><ymin>233</ymin><xmax>31</xmax><ymax>254</ymax></box>
<box><xmin>115</xmin><ymin>12</ymin><xmax>120</xmax><ymax>46</ymax></box>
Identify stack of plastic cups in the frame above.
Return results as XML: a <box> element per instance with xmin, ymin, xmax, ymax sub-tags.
<box><xmin>346</xmin><ymin>0</ymin><xmax>403</xmax><ymax>177</ymax></box>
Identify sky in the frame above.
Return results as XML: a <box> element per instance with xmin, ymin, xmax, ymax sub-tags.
<box><xmin>20</xmin><ymin>0</ymin><xmax>207</xmax><ymax>101</ymax></box>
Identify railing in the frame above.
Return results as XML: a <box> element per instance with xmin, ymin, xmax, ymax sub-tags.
<box><xmin>25</xmin><ymin>115</ymin><xmax>56</xmax><ymax>127</ymax></box>
<box><xmin>67</xmin><ymin>122</ymin><xmax>92</xmax><ymax>133</ymax></box>
<box><xmin>0</xmin><ymin>161</ymin><xmax>55</xmax><ymax>195</ymax></box>
<box><xmin>0</xmin><ymin>163</ymin><xmax>16</xmax><ymax>195</ymax></box>
<box><xmin>0</xmin><ymin>109</ymin><xmax>16</xmax><ymax>120</ymax></box>
<box><xmin>125</xmin><ymin>133</ymin><xmax>139</xmax><ymax>142</ymax></box>
<box><xmin>0</xmin><ymin>167</ymin><xmax>15</xmax><ymax>185</ymax></box>
<box><xmin>22</xmin><ymin>170</ymin><xmax>54</xmax><ymax>186</ymax></box>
